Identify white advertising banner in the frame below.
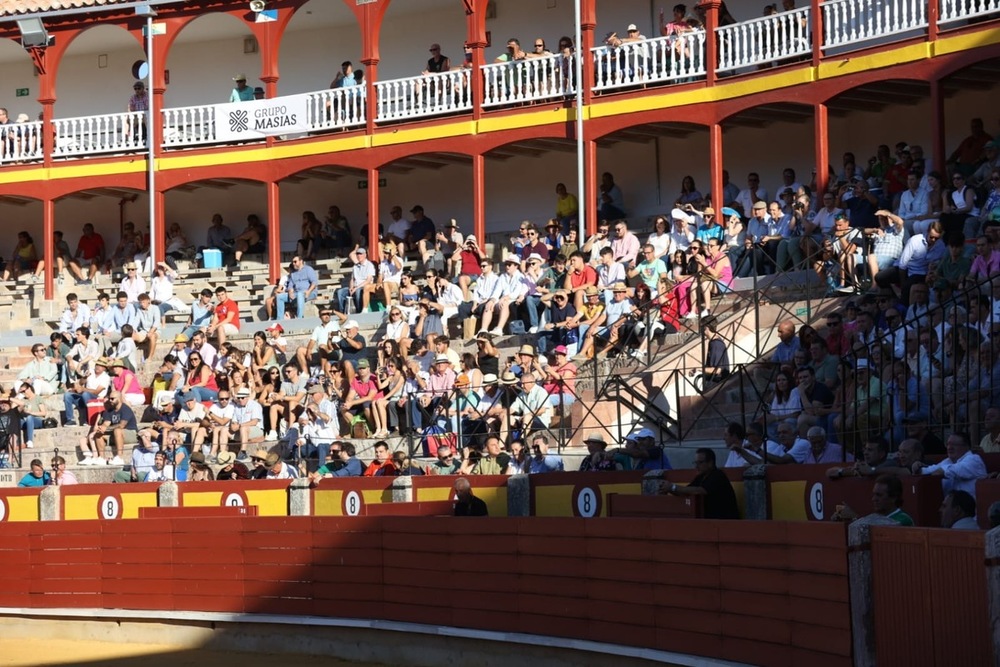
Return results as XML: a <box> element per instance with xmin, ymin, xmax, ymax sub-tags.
<box><xmin>213</xmin><ymin>94</ymin><xmax>310</xmax><ymax>141</ymax></box>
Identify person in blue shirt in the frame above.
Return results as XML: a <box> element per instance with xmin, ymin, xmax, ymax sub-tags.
<box><xmin>528</xmin><ymin>434</ymin><xmax>564</xmax><ymax>473</ymax></box>
<box><xmin>17</xmin><ymin>459</ymin><xmax>51</xmax><ymax>487</ymax></box>
<box><xmin>229</xmin><ymin>74</ymin><xmax>254</xmax><ymax>102</ymax></box>
<box><xmin>619</xmin><ymin>428</ymin><xmax>672</xmax><ymax>470</ymax></box>
<box><xmin>276</xmin><ymin>255</ymin><xmax>319</xmax><ymax>319</ymax></box>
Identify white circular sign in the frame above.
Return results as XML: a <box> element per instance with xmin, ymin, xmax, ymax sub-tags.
<box><xmin>576</xmin><ymin>487</ymin><xmax>598</xmax><ymax>518</ymax></box>
<box><xmin>224</xmin><ymin>492</ymin><xmax>245</xmax><ymax>507</ymax></box>
<box><xmin>808</xmin><ymin>482</ymin><xmax>825</xmax><ymax>520</ymax></box>
<box><xmin>100</xmin><ymin>495</ymin><xmax>121</xmax><ymax>520</ymax></box>
<box><xmin>344</xmin><ymin>490</ymin><xmax>362</xmax><ymax>516</ymax></box>
<box><xmin>0</xmin><ymin>497</ymin><xmax>7</xmax><ymax>522</ymax></box>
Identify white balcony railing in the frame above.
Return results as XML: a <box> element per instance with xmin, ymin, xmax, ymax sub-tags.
<box><xmin>374</xmin><ymin>69</ymin><xmax>472</xmax><ymax>123</ymax></box>
<box><xmin>939</xmin><ymin>0</ymin><xmax>1000</xmax><ymax>24</ymax></box>
<box><xmin>304</xmin><ymin>87</ymin><xmax>366</xmax><ymax>131</ymax></box>
<box><xmin>823</xmin><ymin>0</ymin><xmax>927</xmax><ymax>51</ymax></box>
<box><xmin>162</xmin><ymin>104</ymin><xmax>218</xmax><ymax>149</ymax></box>
<box><xmin>481</xmin><ymin>53</ymin><xmax>576</xmax><ymax>107</ymax></box>
<box><xmin>717</xmin><ymin>7</ymin><xmax>812</xmax><ymax>72</ymax></box>
<box><xmin>592</xmin><ymin>32</ymin><xmax>706</xmax><ymax>93</ymax></box>
<box><xmin>52</xmin><ymin>112</ymin><xmax>146</xmax><ymax>158</ymax></box>
<box><xmin>0</xmin><ymin>121</ymin><xmax>44</xmax><ymax>164</ymax></box>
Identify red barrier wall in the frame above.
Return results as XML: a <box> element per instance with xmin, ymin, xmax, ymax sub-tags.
<box><xmin>0</xmin><ymin>517</ymin><xmax>853</xmax><ymax>666</ymax></box>
<box><xmin>871</xmin><ymin>526</ymin><xmax>992</xmax><ymax>666</ymax></box>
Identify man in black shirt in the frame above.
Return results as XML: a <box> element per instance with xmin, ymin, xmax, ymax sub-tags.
<box><xmin>662</xmin><ymin>448</ymin><xmax>739</xmax><ymax>520</ymax></box>
<box><xmin>454</xmin><ymin>477</ymin><xmax>489</xmax><ymax>517</ymax></box>
<box><xmin>796</xmin><ymin>365</ymin><xmax>835</xmax><ymax>435</ymax></box>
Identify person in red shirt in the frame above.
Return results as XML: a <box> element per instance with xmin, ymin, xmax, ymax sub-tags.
<box><xmin>69</xmin><ymin>223</ymin><xmax>106</xmax><ymax>285</ymax></box>
<box><xmin>209</xmin><ymin>285</ymin><xmax>240</xmax><ymax>346</ymax></box>
<box><xmin>563</xmin><ymin>250</ymin><xmax>597</xmax><ymax>310</ymax></box>
<box><xmin>823</xmin><ymin>311</ymin><xmax>851</xmax><ymax>357</ymax></box>
<box><xmin>364</xmin><ymin>440</ymin><xmax>398</xmax><ymax>476</ymax></box>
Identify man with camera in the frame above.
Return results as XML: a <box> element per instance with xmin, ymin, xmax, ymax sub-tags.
<box><xmin>295</xmin><ymin>307</ymin><xmax>344</xmax><ymax>375</ymax></box>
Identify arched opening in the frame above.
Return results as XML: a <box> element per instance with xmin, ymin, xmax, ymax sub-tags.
<box><xmin>164</xmin><ymin>178</ymin><xmax>266</xmax><ymax>254</ymax></box>
<box><xmin>0</xmin><ymin>37</ymin><xmax>40</xmax><ymax>123</ymax></box>
<box><xmin>280</xmin><ymin>164</ymin><xmax>368</xmax><ymax>253</ymax></box>
<box><xmin>163</xmin><ymin>12</ymin><xmax>259</xmax><ymax>108</ymax></box>
<box><xmin>721</xmin><ymin>102</ymin><xmax>819</xmax><ymax>206</ymax></box>
<box><xmin>54</xmin><ymin>25</ymin><xmax>143</xmax><ymax>119</ymax></box>
<box><xmin>598</xmin><ymin>122</ymin><xmax>709</xmax><ymax>223</ymax></box>
<box><xmin>279</xmin><ymin>0</ymin><xmax>359</xmax><ymax>96</ymax></box>
<box><xmin>378</xmin><ymin>0</ymin><xmax>466</xmax><ymax>81</ymax></box>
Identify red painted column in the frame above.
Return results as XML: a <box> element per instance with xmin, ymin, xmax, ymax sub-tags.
<box><xmin>267</xmin><ymin>181</ymin><xmax>281</xmax><ymax>284</ymax></box>
<box><xmin>810</xmin><ymin>0</ymin><xmax>824</xmax><ymax>67</ymax></box>
<box><xmin>814</xmin><ymin>102</ymin><xmax>829</xmax><ymax>197</ymax></box>
<box><xmin>42</xmin><ymin>198</ymin><xmax>55</xmax><ymax>301</ymax></box>
<box><xmin>709</xmin><ymin>122</ymin><xmax>723</xmax><ymax>215</ymax></box>
<box><xmin>930</xmin><ymin>79</ymin><xmax>945</xmax><ymax>179</ymax></box>
<box><xmin>472</xmin><ymin>153</ymin><xmax>486</xmax><ymax>243</ymax></box>
<box><xmin>580</xmin><ymin>0</ymin><xmax>596</xmax><ymax>106</ymax></box>
<box><xmin>928</xmin><ymin>0</ymin><xmax>940</xmax><ymax>42</ymax></box>
<box><xmin>367</xmin><ymin>167</ymin><xmax>380</xmax><ymax>257</ymax></box>
<box><xmin>701</xmin><ymin>0</ymin><xmax>721</xmax><ymax>87</ymax></box>
<box><xmin>584</xmin><ymin>139</ymin><xmax>598</xmax><ymax>235</ymax></box>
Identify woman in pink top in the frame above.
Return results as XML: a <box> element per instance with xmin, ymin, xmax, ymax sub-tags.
<box><xmin>692</xmin><ymin>238</ymin><xmax>732</xmax><ymax>318</ymax></box>
<box><xmin>110</xmin><ymin>359</ymin><xmax>146</xmax><ymax>407</ymax></box>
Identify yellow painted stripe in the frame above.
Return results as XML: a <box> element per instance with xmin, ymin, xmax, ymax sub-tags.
<box><xmin>933</xmin><ymin>24</ymin><xmax>1000</xmax><ymax>56</ymax></box>
<box><xmin>6</xmin><ymin>495</ymin><xmax>40</xmax><ymax>522</ymax></box>
<box><xmin>817</xmin><ymin>42</ymin><xmax>930</xmax><ymax>78</ymax></box>
<box><xmin>63</xmin><ymin>494</ymin><xmax>100</xmax><ymax>521</ymax></box>
<box><xmin>182</xmin><ymin>491</ymin><xmax>223</xmax><ymax>507</ymax></box>
<box><xmin>313</xmin><ymin>489</ymin><xmax>342</xmax><ymax>516</ymax></box>
<box><xmin>120</xmin><ymin>492</ymin><xmax>158</xmax><ymax>520</ymax></box>
<box><xmin>770</xmin><ymin>480</ymin><xmax>808</xmax><ymax>521</ymax></box>
<box><xmin>244</xmin><ymin>488</ymin><xmax>288</xmax><ymax>517</ymax></box>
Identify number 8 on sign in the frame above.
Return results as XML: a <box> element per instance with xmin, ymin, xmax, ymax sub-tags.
<box><xmin>808</xmin><ymin>482</ymin><xmax>824</xmax><ymax>520</ymax></box>
<box><xmin>100</xmin><ymin>496</ymin><xmax>121</xmax><ymax>520</ymax></box>
<box><xmin>574</xmin><ymin>486</ymin><xmax>599</xmax><ymax>517</ymax></box>
<box><xmin>343</xmin><ymin>490</ymin><xmax>362</xmax><ymax>516</ymax></box>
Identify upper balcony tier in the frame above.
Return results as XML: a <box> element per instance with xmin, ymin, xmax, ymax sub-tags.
<box><xmin>0</xmin><ymin>0</ymin><xmax>998</xmax><ymax>166</ymax></box>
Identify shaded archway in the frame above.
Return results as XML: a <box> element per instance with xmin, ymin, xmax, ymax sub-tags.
<box><xmin>162</xmin><ymin>12</ymin><xmax>260</xmax><ymax>109</ymax></box>
<box><xmin>378</xmin><ymin>0</ymin><xmax>466</xmax><ymax>81</ymax></box>
<box><xmin>720</xmin><ymin>102</ymin><xmax>821</xmax><ymax>202</ymax></box>
<box><xmin>279</xmin><ymin>0</ymin><xmax>359</xmax><ymax>96</ymax></box>
<box><xmin>279</xmin><ymin>164</ymin><xmax>368</xmax><ymax>248</ymax></box>
<box><xmin>54</xmin><ymin>24</ymin><xmax>143</xmax><ymax>119</ymax></box>
<box><xmin>164</xmin><ymin>178</ymin><xmax>267</xmax><ymax>251</ymax></box>
<box><xmin>597</xmin><ymin>122</ymin><xmax>710</xmax><ymax>221</ymax></box>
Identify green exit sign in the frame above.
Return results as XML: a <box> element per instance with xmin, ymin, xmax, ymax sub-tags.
<box><xmin>15</xmin><ymin>88</ymin><xmax>29</xmax><ymax>97</ymax></box>
<box><xmin>357</xmin><ymin>178</ymin><xmax>387</xmax><ymax>190</ymax></box>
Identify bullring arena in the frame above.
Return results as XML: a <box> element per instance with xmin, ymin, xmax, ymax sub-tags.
<box><xmin>2</xmin><ymin>0</ymin><xmax>1000</xmax><ymax>665</ymax></box>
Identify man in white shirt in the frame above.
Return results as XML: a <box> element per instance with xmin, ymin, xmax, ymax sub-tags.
<box><xmin>484</xmin><ymin>255</ymin><xmax>528</xmax><ymax>335</ymax></box>
<box><xmin>58</xmin><ymin>293</ymin><xmax>91</xmax><ymax>337</ymax></box>
<box><xmin>896</xmin><ymin>171</ymin><xmax>931</xmax><ymax>235</ymax></box>
<box><xmin>336</xmin><ymin>246</ymin><xmax>377</xmax><ymax>314</ymax></box>
<box><xmin>295</xmin><ymin>307</ymin><xmax>341</xmax><ymax>374</ymax></box>
<box><xmin>735</xmin><ymin>172</ymin><xmax>768</xmax><ymax>217</ymax></box>
<box><xmin>596</xmin><ymin>246</ymin><xmax>626</xmax><ymax>299</ymax></box>
<box><xmin>264</xmin><ymin>451</ymin><xmax>297</xmax><ymax>480</ymax></box>
<box><xmin>913</xmin><ymin>432</ymin><xmax>986</xmax><ymax>495</ymax></box>
<box><xmin>384</xmin><ymin>205</ymin><xmax>411</xmax><ymax>253</ymax></box>
<box><xmin>229</xmin><ymin>387</ymin><xmax>265</xmax><ymax>458</ymax></box>
<box><xmin>206</xmin><ymin>390</ymin><xmax>235</xmax><ymax>461</ymax></box>
<box><xmin>462</xmin><ymin>257</ymin><xmax>499</xmax><ymax>331</ymax></box>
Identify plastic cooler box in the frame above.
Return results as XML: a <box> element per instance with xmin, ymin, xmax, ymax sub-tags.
<box><xmin>203</xmin><ymin>248</ymin><xmax>223</xmax><ymax>268</ymax></box>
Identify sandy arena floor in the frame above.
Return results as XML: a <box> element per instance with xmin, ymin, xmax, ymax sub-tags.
<box><xmin>0</xmin><ymin>638</ymin><xmax>383</xmax><ymax>667</ymax></box>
